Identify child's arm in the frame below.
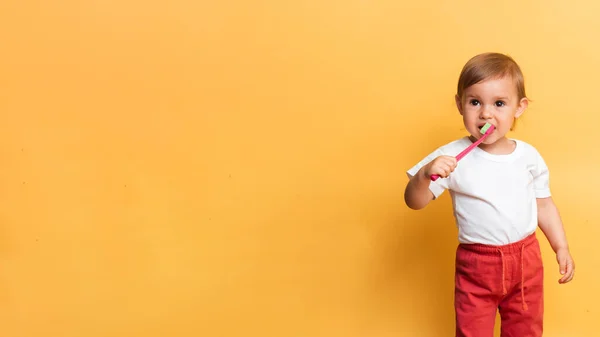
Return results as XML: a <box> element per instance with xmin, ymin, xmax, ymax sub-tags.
<box><xmin>404</xmin><ymin>155</ymin><xmax>457</xmax><ymax>210</ymax></box>
<box><xmin>537</xmin><ymin>197</ymin><xmax>575</xmax><ymax>284</ymax></box>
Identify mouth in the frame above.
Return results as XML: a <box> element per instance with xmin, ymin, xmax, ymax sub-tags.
<box><xmin>478</xmin><ymin>124</ymin><xmax>495</xmax><ymax>131</ymax></box>
<box><xmin>476</xmin><ymin>123</ymin><xmax>496</xmax><ymax>138</ymax></box>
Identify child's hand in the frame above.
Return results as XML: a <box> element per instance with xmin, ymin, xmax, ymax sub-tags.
<box><xmin>556</xmin><ymin>247</ymin><xmax>575</xmax><ymax>284</ymax></box>
<box><xmin>424</xmin><ymin>156</ymin><xmax>458</xmax><ymax>179</ymax></box>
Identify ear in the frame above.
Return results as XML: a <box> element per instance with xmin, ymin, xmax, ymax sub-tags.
<box><xmin>455</xmin><ymin>94</ymin><xmax>463</xmax><ymax>115</ymax></box>
<box><xmin>515</xmin><ymin>97</ymin><xmax>528</xmax><ymax>118</ymax></box>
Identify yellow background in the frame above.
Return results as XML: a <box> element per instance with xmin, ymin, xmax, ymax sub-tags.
<box><xmin>1</xmin><ymin>0</ymin><xmax>598</xmax><ymax>336</ymax></box>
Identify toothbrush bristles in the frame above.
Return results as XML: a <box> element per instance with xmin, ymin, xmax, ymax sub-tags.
<box><xmin>480</xmin><ymin>123</ymin><xmax>492</xmax><ymax>134</ymax></box>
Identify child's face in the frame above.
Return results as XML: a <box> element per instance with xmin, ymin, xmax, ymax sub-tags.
<box><xmin>456</xmin><ymin>76</ymin><xmax>528</xmax><ymax>146</ymax></box>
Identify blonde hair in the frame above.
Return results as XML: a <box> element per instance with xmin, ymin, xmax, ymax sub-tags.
<box><xmin>457</xmin><ymin>52</ymin><xmax>526</xmax><ymax>101</ymax></box>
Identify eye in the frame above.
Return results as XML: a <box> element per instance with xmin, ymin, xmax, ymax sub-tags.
<box><xmin>469</xmin><ymin>99</ymin><xmax>480</xmax><ymax>106</ymax></box>
<box><xmin>495</xmin><ymin>100</ymin><xmax>506</xmax><ymax>107</ymax></box>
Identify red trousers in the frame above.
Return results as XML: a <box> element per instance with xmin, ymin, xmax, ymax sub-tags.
<box><xmin>455</xmin><ymin>233</ymin><xmax>544</xmax><ymax>337</ymax></box>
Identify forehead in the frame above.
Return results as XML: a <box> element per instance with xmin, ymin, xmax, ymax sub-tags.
<box><xmin>464</xmin><ymin>76</ymin><xmax>518</xmax><ymax>97</ymax></box>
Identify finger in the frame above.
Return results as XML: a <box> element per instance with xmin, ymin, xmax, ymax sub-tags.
<box><xmin>434</xmin><ymin>165</ymin><xmax>449</xmax><ymax>178</ymax></box>
<box><xmin>559</xmin><ymin>265</ymin><xmax>568</xmax><ymax>283</ymax></box>
<box><xmin>565</xmin><ymin>270</ymin><xmax>574</xmax><ymax>283</ymax></box>
<box><xmin>442</xmin><ymin>158</ymin><xmax>457</xmax><ymax>169</ymax></box>
<box><xmin>558</xmin><ymin>258</ymin><xmax>567</xmax><ymax>276</ymax></box>
<box><xmin>443</xmin><ymin>164</ymin><xmax>453</xmax><ymax>176</ymax></box>
<box><xmin>559</xmin><ymin>261</ymin><xmax>574</xmax><ymax>284</ymax></box>
<box><xmin>560</xmin><ymin>270</ymin><xmax>574</xmax><ymax>284</ymax></box>
<box><xmin>565</xmin><ymin>261</ymin><xmax>575</xmax><ymax>282</ymax></box>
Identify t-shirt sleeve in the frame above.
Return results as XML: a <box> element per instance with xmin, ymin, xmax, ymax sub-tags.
<box><xmin>406</xmin><ymin>147</ymin><xmax>450</xmax><ymax>199</ymax></box>
<box><xmin>532</xmin><ymin>149</ymin><xmax>551</xmax><ymax>198</ymax></box>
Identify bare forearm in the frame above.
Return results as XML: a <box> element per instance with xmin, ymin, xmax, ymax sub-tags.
<box><xmin>537</xmin><ymin>197</ymin><xmax>569</xmax><ymax>252</ymax></box>
<box><xmin>404</xmin><ymin>168</ymin><xmax>434</xmax><ymax>210</ymax></box>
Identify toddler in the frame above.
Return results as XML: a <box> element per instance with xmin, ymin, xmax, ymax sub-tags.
<box><xmin>404</xmin><ymin>52</ymin><xmax>575</xmax><ymax>337</ymax></box>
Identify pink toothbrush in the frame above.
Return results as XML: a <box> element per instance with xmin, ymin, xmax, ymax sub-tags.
<box><xmin>430</xmin><ymin>123</ymin><xmax>495</xmax><ymax>181</ymax></box>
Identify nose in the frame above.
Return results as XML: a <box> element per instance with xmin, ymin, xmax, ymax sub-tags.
<box><xmin>480</xmin><ymin>105</ymin><xmax>493</xmax><ymax>119</ymax></box>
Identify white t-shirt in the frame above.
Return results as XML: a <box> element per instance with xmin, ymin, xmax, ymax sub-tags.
<box><xmin>407</xmin><ymin>137</ymin><xmax>551</xmax><ymax>245</ymax></box>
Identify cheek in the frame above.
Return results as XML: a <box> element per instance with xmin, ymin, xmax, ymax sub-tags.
<box><xmin>497</xmin><ymin>113</ymin><xmax>515</xmax><ymax>125</ymax></box>
<box><xmin>462</xmin><ymin>110</ymin><xmax>478</xmax><ymax>122</ymax></box>
<box><xmin>463</xmin><ymin>105</ymin><xmax>480</xmax><ymax>115</ymax></box>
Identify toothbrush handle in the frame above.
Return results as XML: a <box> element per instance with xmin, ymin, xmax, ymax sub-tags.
<box><xmin>429</xmin><ymin>131</ymin><xmax>492</xmax><ymax>182</ymax></box>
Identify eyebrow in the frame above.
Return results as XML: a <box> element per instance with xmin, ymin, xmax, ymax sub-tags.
<box><xmin>466</xmin><ymin>95</ymin><xmax>509</xmax><ymax>100</ymax></box>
